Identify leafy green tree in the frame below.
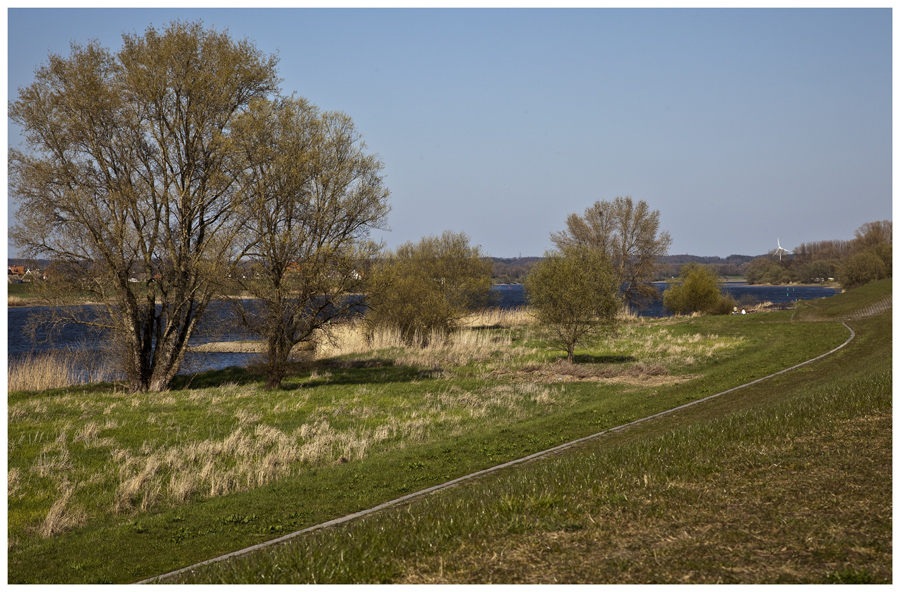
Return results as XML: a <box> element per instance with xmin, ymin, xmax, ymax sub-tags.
<box><xmin>550</xmin><ymin>196</ymin><xmax>671</xmax><ymax>309</ymax></box>
<box><xmin>9</xmin><ymin>21</ymin><xmax>280</xmax><ymax>392</ymax></box>
<box><xmin>840</xmin><ymin>220</ymin><xmax>892</xmax><ymax>288</ymax></box>
<box><xmin>795</xmin><ymin>260</ymin><xmax>836</xmax><ymax>284</ymax></box>
<box><xmin>663</xmin><ymin>263</ymin><xmax>736</xmax><ymax>316</ymax></box>
<box><xmin>365</xmin><ymin>231</ymin><xmax>493</xmax><ymax>344</ymax></box>
<box><xmin>524</xmin><ymin>246</ymin><xmax>620</xmax><ymax>362</ymax></box>
<box><xmin>839</xmin><ymin>250</ymin><xmax>888</xmax><ymax>289</ymax></box>
<box><xmin>227</xmin><ymin>97</ymin><xmax>390</xmax><ymax>389</ymax></box>
<box><xmin>745</xmin><ymin>258</ymin><xmax>797</xmax><ymax>285</ymax></box>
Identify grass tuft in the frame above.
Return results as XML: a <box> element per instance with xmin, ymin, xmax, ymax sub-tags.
<box><xmin>40</xmin><ymin>483</ymin><xmax>87</xmax><ymax>538</ymax></box>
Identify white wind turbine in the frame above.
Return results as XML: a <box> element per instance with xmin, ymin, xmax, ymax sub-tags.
<box><xmin>774</xmin><ymin>238</ymin><xmax>791</xmax><ymax>261</ymax></box>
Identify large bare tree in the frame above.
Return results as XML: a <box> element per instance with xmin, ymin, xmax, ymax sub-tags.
<box><xmin>227</xmin><ymin>97</ymin><xmax>391</xmax><ymax>389</ymax></box>
<box><xmin>9</xmin><ymin>21</ymin><xmax>280</xmax><ymax>392</ymax></box>
<box><xmin>551</xmin><ymin>196</ymin><xmax>672</xmax><ymax>309</ymax></box>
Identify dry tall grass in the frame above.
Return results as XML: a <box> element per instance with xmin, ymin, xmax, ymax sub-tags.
<box><xmin>39</xmin><ymin>483</ymin><xmax>86</xmax><ymax>538</ymax></box>
<box><xmin>8</xmin><ymin>296</ymin><xmax>32</xmax><ymax>307</ymax></box>
<box><xmin>315</xmin><ymin>317</ymin><xmax>517</xmax><ymax>368</ymax></box>
<box><xmin>8</xmin><ymin>349</ymin><xmax>118</xmax><ymax>392</ymax></box>
<box><xmin>8</xmin><ymin>352</ymin><xmax>81</xmax><ymax>392</ymax></box>
<box><xmin>108</xmin><ymin>395</ymin><xmax>499</xmax><ymax>514</ymax></box>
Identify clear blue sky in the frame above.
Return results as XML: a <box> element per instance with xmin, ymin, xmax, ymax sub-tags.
<box><xmin>6</xmin><ymin>7</ymin><xmax>893</xmax><ymax>258</ymax></box>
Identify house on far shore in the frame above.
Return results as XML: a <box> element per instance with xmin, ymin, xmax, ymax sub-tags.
<box><xmin>8</xmin><ymin>265</ymin><xmax>25</xmax><ymax>283</ymax></box>
<box><xmin>8</xmin><ymin>265</ymin><xmax>42</xmax><ymax>282</ymax></box>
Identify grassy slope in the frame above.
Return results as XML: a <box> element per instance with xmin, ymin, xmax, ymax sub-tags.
<box><xmin>172</xmin><ymin>279</ymin><xmax>892</xmax><ymax>584</ymax></box>
<box><xmin>7</xmin><ymin>281</ymin><xmax>890</xmax><ymax>583</ymax></box>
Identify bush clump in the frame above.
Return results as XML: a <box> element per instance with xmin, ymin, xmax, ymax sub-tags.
<box><xmin>663</xmin><ymin>263</ymin><xmax>737</xmax><ymax>316</ymax></box>
<box><xmin>364</xmin><ymin>231</ymin><xmax>494</xmax><ymax>344</ymax></box>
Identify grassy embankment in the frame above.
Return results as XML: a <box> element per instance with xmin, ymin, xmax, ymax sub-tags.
<box><xmin>7</xmin><ymin>280</ymin><xmax>891</xmax><ymax>583</ymax></box>
<box><xmin>7</xmin><ymin>282</ymin><xmax>36</xmax><ymax>307</ymax></box>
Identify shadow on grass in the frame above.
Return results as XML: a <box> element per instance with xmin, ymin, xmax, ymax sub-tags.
<box><xmin>171</xmin><ymin>366</ymin><xmax>261</xmax><ymax>390</ymax></box>
<box><xmin>572</xmin><ymin>354</ymin><xmax>636</xmax><ymax>364</ymax></box>
<box><xmin>172</xmin><ymin>357</ymin><xmax>429</xmax><ymax>391</ymax></box>
<box><xmin>300</xmin><ymin>358</ymin><xmax>434</xmax><ymax>389</ymax></box>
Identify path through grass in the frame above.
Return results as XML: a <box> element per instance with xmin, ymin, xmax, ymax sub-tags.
<box><xmin>7</xmin><ymin>281</ymin><xmax>889</xmax><ymax>583</ymax></box>
<box><xmin>170</xmin><ymin>282</ymin><xmax>893</xmax><ymax>584</ymax></box>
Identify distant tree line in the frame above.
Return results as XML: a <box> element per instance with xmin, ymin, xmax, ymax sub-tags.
<box><xmin>498</xmin><ymin>218</ymin><xmax>893</xmax><ymax>290</ymax></box>
<box><xmin>656</xmin><ymin>254</ymin><xmax>755</xmax><ymax>280</ymax></box>
<box><xmin>491</xmin><ymin>257</ymin><xmax>540</xmax><ymax>284</ymax></box>
<box><xmin>744</xmin><ymin>221</ymin><xmax>891</xmax><ymax>288</ymax></box>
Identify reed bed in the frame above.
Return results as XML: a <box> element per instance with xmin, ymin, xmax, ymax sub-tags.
<box><xmin>8</xmin><ymin>295</ymin><xmax>33</xmax><ymax>307</ymax></box>
<box><xmin>7</xmin><ymin>349</ymin><xmax>118</xmax><ymax>392</ymax></box>
<box><xmin>315</xmin><ymin>319</ymin><xmax>518</xmax><ymax>368</ymax></box>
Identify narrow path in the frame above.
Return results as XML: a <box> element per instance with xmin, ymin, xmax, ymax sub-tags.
<box><xmin>137</xmin><ymin>321</ymin><xmax>857</xmax><ymax>584</ymax></box>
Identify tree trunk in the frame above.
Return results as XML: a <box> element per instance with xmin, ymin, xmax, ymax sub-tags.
<box><xmin>264</xmin><ymin>334</ymin><xmax>288</xmax><ymax>390</ymax></box>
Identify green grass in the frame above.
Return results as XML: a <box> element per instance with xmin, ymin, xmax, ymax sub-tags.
<box><xmin>170</xmin><ymin>280</ymin><xmax>893</xmax><ymax>584</ymax></box>
<box><xmin>175</xmin><ymin>366</ymin><xmax>891</xmax><ymax>584</ymax></box>
<box><xmin>7</xmin><ymin>281</ymin><xmax>890</xmax><ymax>583</ymax></box>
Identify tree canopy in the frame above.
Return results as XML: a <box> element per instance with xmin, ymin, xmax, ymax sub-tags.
<box><xmin>524</xmin><ymin>246</ymin><xmax>620</xmax><ymax>362</ymax></box>
<box><xmin>551</xmin><ymin>196</ymin><xmax>671</xmax><ymax>309</ymax></box>
<box><xmin>9</xmin><ymin>21</ymin><xmax>282</xmax><ymax>392</ymax></box>
<box><xmin>365</xmin><ymin>231</ymin><xmax>493</xmax><ymax>344</ymax></box>
<box><xmin>226</xmin><ymin>97</ymin><xmax>390</xmax><ymax>389</ymax></box>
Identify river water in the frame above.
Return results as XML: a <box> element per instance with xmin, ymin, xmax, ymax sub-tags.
<box><xmin>491</xmin><ymin>282</ymin><xmax>840</xmax><ymax>316</ymax></box>
<box><xmin>8</xmin><ymin>283</ymin><xmax>839</xmax><ymax>378</ymax></box>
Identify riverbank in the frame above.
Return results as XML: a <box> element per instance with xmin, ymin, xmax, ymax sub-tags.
<box><xmin>188</xmin><ymin>340</ymin><xmax>315</xmax><ymax>354</ymax></box>
<box><xmin>7</xmin><ymin>280</ymin><xmax>890</xmax><ymax>583</ymax></box>
<box><xmin>727</xmin><ymin>280</ymin><xmax>843</xmax><ymax>290</ymax></box>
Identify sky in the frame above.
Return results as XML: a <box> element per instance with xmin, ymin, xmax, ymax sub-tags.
<box><xmin>5</xmin><ymin>5</ymin><xmax>893</xmax><ymax>259</ymax></box>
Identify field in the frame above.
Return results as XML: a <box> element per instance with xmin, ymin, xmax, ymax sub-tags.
<box><xmin>7</xmin><ymin>280</ymin><xmax>892</xmax><ymax>583</ymax></box>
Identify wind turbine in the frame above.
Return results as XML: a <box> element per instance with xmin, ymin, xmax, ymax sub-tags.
<box><xmin>774</xmin><ymin>238</ymin><xmax>791</xmax><ymax>261</ymax></box>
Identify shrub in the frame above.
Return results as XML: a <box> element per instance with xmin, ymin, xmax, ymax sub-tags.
<box><xmin>365</xmin><ymin>231</ymin><xmax>494</xmax><ymax>344</ymax></box>
<box><xmin>839</xmin><ymin>250</ymin><xmax>888</xmax><ymax>289</ymax></box>
<box><xmin>663</xmin><ymin>263</ymin><xmax>733</xmax><ymax>316</ymax></box>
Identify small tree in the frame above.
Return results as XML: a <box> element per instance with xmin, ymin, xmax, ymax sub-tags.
<box><xmin>227</xmin><ymin>97</ymin><xmax>390</xmax><ymax>389</ymax></box>
<box><xmin>524</xmin><ymin>246</ymin><xmax>620</xmax><ymax>362</ymax></box>
<box><xmin>550</xmin><ymin>196</ymin><xmax>671</xmax><ymax>309</ymax></box>
<box><xmin>663</xmin><ymin>263</ymin><xmax>736</xmax><ymax>315</ymax></box>
<box><xmin>839</xmin><ymin>220</ymin><xmax>892</xmax><ymax>289</ymax></box>
<box><xmin>365</xmin><ymin>231</ymin><xmax>493</xmax><ymax>344</ymax></box>
<box><xmin>839</xmin><ymin>250</ymin><xmax>888</xmax><ymax>289</ymax></box>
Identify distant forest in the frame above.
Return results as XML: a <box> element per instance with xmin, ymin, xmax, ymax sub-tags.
<box><xmin>0</xmin><ymin>253</ymin><xmax>829</xmax><ymax>285</ymax></box>
<box><xmin>491</xmin><ymin>254</ymin><xmax>756</xmax><ymax>284</ymax></box>
<box><xmin>491</xmin><ymin>220</ymin><xmax>891</xmax><ymax>288</ymax></box>
<box><xmin>10</xmin><ymin>220</ymin><xmax>890</xmax><ymax>290</ymax></box>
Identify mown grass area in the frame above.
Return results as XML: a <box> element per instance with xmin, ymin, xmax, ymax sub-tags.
<box><xmin>7</xmin><ymin>282</ymin><xmax>888</xmax><ymax>583</ymax></box>
<box><xmin>167</xmin><ymin>280</ymin><xmax>893</xmax><ymax>584</ymax></box>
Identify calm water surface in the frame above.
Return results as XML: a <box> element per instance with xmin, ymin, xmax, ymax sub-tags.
<box><xmin>492</xmin><ymin>282</ymin><xmax>839</xmax><ymax>316</ymax></box>
<box><xmin>9</xmin><ymin>283</ymin><xmax>839</xmax><ymax>377</ymax></box>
